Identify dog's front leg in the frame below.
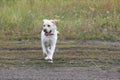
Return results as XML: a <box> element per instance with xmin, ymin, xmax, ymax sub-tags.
<box><xmin>48</xmin><ymin>43</ymin><xmax>56</xmax><ymax>60</ymax></box>
<box><xmin>41</xmin><ymin>42</ymin><xmax>47</xmax><ymax>57</ymax></box>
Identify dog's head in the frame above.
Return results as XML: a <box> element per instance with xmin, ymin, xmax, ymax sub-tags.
<box><xmin>42</xmin><ymin>19</ymin><xmax>59</xmax><ymax>36</ymax></box>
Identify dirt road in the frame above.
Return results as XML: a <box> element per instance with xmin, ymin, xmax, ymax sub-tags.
<box><xmin>0</xmin><ymin>40</ymin><xmax>120</xmax><ymax>80</ymax></box>
<box><xmin>0</xmin><ymin>67</ymin><xmax>119</xmax><ymax>80</ymax></box>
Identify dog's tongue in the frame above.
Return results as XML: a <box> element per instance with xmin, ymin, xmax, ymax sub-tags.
<box><xmin>45</xmin><ymin>32</ymin><xmax>49</xmax><ymax>36</ymax></box>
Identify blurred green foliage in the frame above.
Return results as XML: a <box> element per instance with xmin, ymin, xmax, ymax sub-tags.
<box><xmin>0</xmin><ymin>0</ymin><xmax>120</xmax><ymax>41</ymax></box>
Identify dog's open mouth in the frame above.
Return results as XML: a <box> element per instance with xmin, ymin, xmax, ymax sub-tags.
<box><xmin>44</xmin><ymin>30</ymin><xmax>52</xmax><ymax>36</ymax></box>
<box><xmin>45</xmin><ymin>32</ymin><xmax>49</xmax><ymax>36</ymax></box>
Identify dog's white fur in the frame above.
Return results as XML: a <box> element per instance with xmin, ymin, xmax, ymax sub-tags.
<box><xmin>41</xmin><ymin>19</ymin><xmax>59</xmax><ymax>62</ymax></box>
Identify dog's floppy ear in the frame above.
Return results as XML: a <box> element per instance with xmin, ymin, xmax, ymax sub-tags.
<box><xmin>51</xmin><ymin>19</ymin><xmax>60</xmax><ymax>25</ymax></box>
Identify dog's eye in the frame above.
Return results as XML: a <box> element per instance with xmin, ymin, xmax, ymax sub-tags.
<box><xmin>43</xmin><ymin>25</ymin><xmax>45</xmax><ymax>27</ymax></box>
<box><xmin>48</xmin><ymin>25</ymin><xmax>50</xmax><ymax>27</ymax></box>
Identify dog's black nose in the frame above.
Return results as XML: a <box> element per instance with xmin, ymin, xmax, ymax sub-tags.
<box><xmin>44</xmin><ymin>29</ymin><xmax>47</xmax><ymax>32</ymax></box>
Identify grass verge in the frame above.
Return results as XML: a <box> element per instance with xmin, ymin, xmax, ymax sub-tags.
<box><xmin>0</xmin><ymin>40</ymin><xmax>119</xmax><ymax>67</ymax></box>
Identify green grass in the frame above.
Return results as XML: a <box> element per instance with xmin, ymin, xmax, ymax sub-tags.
<box><xmin>0</xmin><ymin>0</ymin><xmax>120</xmax><ymax>41</ymax></box>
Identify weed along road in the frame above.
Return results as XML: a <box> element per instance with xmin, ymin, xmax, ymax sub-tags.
<box><xmin>0</xmin><ymin>40</ymin><xmax>120</xmax><ymax>80</ymax></box>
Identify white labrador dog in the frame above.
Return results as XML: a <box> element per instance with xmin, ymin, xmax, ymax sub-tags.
<box><xmin>41</xmin><ymin>19</ymin><xmax>59</xmax><ymax>63</ymax></box>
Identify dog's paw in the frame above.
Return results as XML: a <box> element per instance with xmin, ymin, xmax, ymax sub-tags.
<box><xmin>44</xmin><ymin>57</ymin><xmax>49</xmax><ymax>60</ymax></box>
<box><xmin>44</xmin><ymin>57</ymin><xmax>51</xmax><ymax>60</ymax></box>
<box><xmin>44</xmin><ymin>57</ymin><xmax>53</xmax><ymax>63</ymax></box>
<box><xmin>48</xmin><ymin>60</ymin><xmax>53</xmax><ymax>63</ymax></box>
